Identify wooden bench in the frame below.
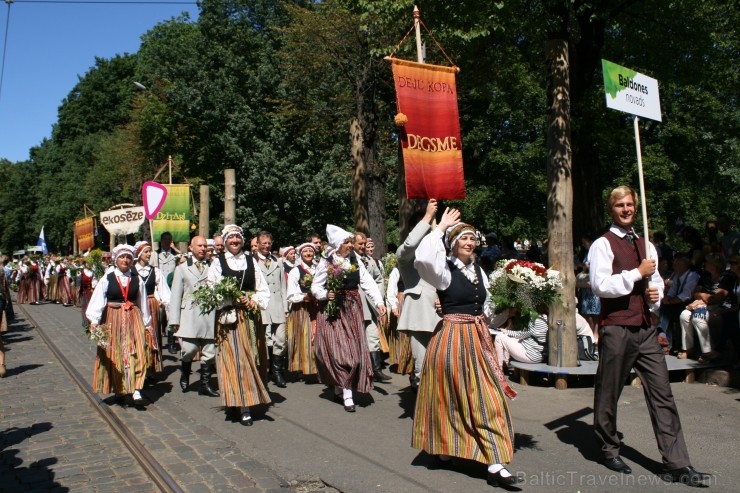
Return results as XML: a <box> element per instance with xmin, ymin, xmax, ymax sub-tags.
<box><xmin>508</xmin><ymin>355</ymin><xmax>717</xmax><ymax>389</ymax></box>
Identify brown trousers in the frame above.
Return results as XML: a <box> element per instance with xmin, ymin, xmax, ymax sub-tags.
<box><xmin>594</xmin><ymin>324</ymin><xmax>690</xmax><ymax>469</ymax></box>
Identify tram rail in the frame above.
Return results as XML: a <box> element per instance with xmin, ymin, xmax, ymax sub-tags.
<box><xmin>18</xmin><ymin>303</ymin><xmax>185</xmax><ymax>493</ymax></box>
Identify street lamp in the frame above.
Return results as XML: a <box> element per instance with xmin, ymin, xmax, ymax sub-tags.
<box><xmin>133</xmin><ymin>81</ymin><xmax>148</xmax><ymax>91</ymax></box>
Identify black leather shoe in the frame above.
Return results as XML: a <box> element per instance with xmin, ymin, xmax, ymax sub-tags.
<box><xmin>240</xmin><ymin>412</ymin><xmax>253</xmax><ymax>426</ymax></box>
<box><xmin>343</xmin><ymin>402</ymin><xmax>356</xmax><ymax>413</ymax></box>
<box><xmin>602</xmin><ymin>457</ymin><xmax>632</xmax><ymax>474</ymax></box>
<box><xmin>487</xmin><ymin>468</ymin><xmax>522</xmax><ymax>488</ymax></box>
<box><xmin>662</xmin><ymin>466</ymin><xmax>710</xmax><ymax>486</ymax></box>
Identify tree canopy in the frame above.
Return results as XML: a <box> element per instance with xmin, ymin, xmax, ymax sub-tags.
<box><xmin>1</xmin><ymin>0</ymin><xmax>737</xmax><ymax>255</ymax></box>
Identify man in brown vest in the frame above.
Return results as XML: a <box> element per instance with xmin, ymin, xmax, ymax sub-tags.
<box><xmin>589</xmin><ymin>186</ymin><xmax>708</xmax><ymax>486</ymax></box>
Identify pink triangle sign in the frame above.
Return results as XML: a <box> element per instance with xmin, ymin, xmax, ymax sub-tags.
<box><xmin>142</xmin><ymin>181</ymin><xmax>168</xmax><ymax>219</ymax></box>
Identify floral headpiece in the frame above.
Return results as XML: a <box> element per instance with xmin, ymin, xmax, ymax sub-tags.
<box><xmin>488</xmin><ymin>259</ymin><xmax>562</xmax><ymax>326</ymax></box>
<box><xmin>222</xmin><ymin>224</ymin><xmax>244</xmax><ymax>242</ymax></box>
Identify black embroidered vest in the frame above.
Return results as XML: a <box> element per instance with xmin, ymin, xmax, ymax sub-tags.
<box><xmin>105</xmin><ymin>272</ymin><xmax>139</xmax><ymax>303</ymax></box>
<box><xmin>437</xmin><ymin>260</ymin><xmax>486</xmax><ymax>316</ymax></box>
<box><xmin>218</xmin><ymin>252</ymin><xmax>256</xmax><ymax>291</ymax></box>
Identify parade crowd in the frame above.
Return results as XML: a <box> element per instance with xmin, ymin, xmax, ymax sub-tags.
<box><xmin>2</xmin><ymin>187</ymin><xmax>738</xmax><ymax>489</ymax></box>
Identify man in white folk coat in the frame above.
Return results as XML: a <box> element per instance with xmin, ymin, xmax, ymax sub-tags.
<box><xmin>168</xmin><ymin>236</ymin><xmax>219</xmax><ymax>397</ymax></box>
<box><xmin>255</xmin><ymin>231</ymin><xmax>289</xmax><ymax>388</ymax></box>
<box><xmin>396</xmin><ymin>199</ymin><xmax>442</xmax><ymax>389</ymax></box>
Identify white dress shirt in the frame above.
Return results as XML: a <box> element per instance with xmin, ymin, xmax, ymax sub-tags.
<box><xmin>588</xmin><ymin>224</ymin><xmax>664</xmax><ymax>313</ymax></box>
<box><xmin>286</xmin><ymin>261</ymin><xmax>315</xmax><ymax>304</ymax></box>
<box><xmin>86</xmin><ymin>268</ymin><xmax>151</xmax><ymax>326</ymax></box>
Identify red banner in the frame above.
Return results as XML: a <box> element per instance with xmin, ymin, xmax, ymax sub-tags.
<box><xmin>75</xmin><ymin>217</ymin><xmax>94</xmax><ymax>251</ymax></box>
<box><xmin>391</xmin><ymin>59</ymin><xmax>465</xmax><ymax>200</ymax></box>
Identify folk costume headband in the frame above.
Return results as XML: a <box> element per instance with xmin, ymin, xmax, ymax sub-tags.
<box><xmin>133</xmin><ymin>241</ymin><xmax>151</xmax><ymax>259</ymax></box>
<box><xmin>112</xmin><ymin>244</ymin><xmax>135</xmax><ymax>260</ymax></box>
<box><xmin>296</xmin><ymin>242</ymin><xmax>316</xmax><ymax>254</ymax></box>
<box><xmin>222</xmin><ymin>224</ymin><xmax>244</xmax><ymax>243</ymax></box>
<box><xmin>444</xmin><ymin>222</ymin><xmax>476</xmax><ymax>250</ymax></box>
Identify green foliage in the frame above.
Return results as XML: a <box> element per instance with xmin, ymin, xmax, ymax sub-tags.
<box><xmin>1</xmin><ymin>0</ymin><xmax>737</xmax><ymax>261</ymax></box>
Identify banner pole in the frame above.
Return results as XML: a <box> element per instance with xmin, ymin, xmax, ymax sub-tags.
<box><xmin>633</xmin><ymin>116</ymin><xmax>651</xmax><ymax>261</ymax></box>
<box><xmin>413</xmin><ymin>6</ymin><xmax>423</xmax><ymax>63</ymax></box>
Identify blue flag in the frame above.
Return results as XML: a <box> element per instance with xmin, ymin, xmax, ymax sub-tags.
<box><xmin>36</xmin><ymin>226</ymin><xmax>48</xmax><ymax>255</ymax></box>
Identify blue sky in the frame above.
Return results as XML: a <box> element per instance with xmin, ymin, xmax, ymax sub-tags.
<box><xmin>0</xmin><ymin>0</ymin><xmax>199</xmax><ymax>163</ymax></box>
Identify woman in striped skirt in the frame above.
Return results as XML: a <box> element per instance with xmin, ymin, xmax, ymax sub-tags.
<box><xmin>86</xmin><ymin>244</ymin><xmax>151</xmax><ymax>406</ymax></box>
<box><xmin>412</xmin><ymin>207</ymin><xmax>520</xmax><ymax>488</ymax></box>
<box><xmin>285</xmin><ymin>243</ymin><xmax>319</xmax><ymax>378</ymax></box>
<box><xmin>209</xmin><ymin>225</ymin><xmax>271</xmax><ymax>426</ymax></box>
<box><xmin>311</xmin><ymin>225</ymin><xmax>386</xmax><ymax>412</ymax></box>
<box><xmin>133</xmin><ymin>241</ymin><xmax>171</xmax><ymax>378</ymax></box>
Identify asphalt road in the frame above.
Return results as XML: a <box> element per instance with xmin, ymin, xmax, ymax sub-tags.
<box><xmin>10</xmin><ymin>301</ymin><xmax>740</xmax><ymax>493</ymax></box>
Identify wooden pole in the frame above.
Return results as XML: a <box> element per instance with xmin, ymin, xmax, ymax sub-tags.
<box><xmin>545</xmin><ymin>38</ymin><xmax>577</xmax><ymax>370</ymax></box>
<box><xmin>633</xmin><ymin>116</ymin><xmax>652</xmax><ymax>260</ymax></box>
<box><xmin>413</xmin><ymin>5</ymin><xmax>423</xmax><ymax>63</ymax></box>
<box><xmin>224</xmin><ymin>169</ymin><xmax>236</xmax><ymax>226</ymax></box>
<box><xmin>199</xmin><ymin>185</ymin><xmax>210</xmax><ymax>238</ymax></box>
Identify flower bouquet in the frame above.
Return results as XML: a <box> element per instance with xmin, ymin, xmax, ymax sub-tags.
<box><xmin>299</xmin><ymin>273</ymin><xmax>313</xmax><ymax>291</ymax></box>
<box><xmin>488</xmin><ymin>259</ymin><xmax>562</xmax><ymax>326</ymax></box>
<box><xmin>324</xmin><ymin>258</ymin><xmax>358</xmax><ymax>318</ymax></box>
<box><xmin>191</xmin><ymin>276</ymin><xmax>244</xmax><ymax>316</ymax></box>
<box><xmin>87</xmin><ymin>323</ymin><xmax>111</xmax><ymax>349</ymax></box>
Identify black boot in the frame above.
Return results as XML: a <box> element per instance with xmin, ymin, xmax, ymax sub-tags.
<box><xmin>371</xmin><ymin>351</ymin><xmax>392</xmax><ymax>382</ymax></box>
<box><xmin>271</xmin><ymin>354</ymin><xmax>287</xmax><ymax>388</ymax></box>
<box><xmin>167</xmin><ymin>327</ymin><xmax>178</xmax><ymax>354</ymax></box>
<box><xmin>180</xmin><ymin>361</ymin><xmax>192</xmax><ymax>392</ymax></box>
<box><xmin>198</xmin><ymin>363</ymin><xmax>220</xmax><ymax>397</ymax></box>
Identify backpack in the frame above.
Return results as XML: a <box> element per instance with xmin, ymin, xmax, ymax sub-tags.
<box><xmin>577</xmin><ymin>335</ymin><xmax>599</xmax><ymax>361</ymax></box>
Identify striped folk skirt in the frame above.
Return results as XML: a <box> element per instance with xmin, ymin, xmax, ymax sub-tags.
<box><xmin>412</xmin><ymin>318</ymin><xmax>514</xmax><ymax>465</ymax></box>
<box><xmin>79</xmin><ymin>288</ymin><xmax>93</xmax><ymax>328</ymax></box>
<box><xmin>314</xmin><ymin>290</ymin><xmax>373</xmax><ymax>393</ymax></box>
<box><xmin>145</xmin><ymin>296</ymin><xmax>163</xmax><ymax>372</ymax></box>
<box><xmin>17</xmin><ymin>278</ymin><xmax>29</xmax><ymax>304</ymax></box>
<box><xmin>388</xmin><ymin>295</ymin><xmax>414</xmax><ymax>374</ymax></box>
<box><xmin>47</xmin><ymin>274</ymin><xmax>60</xmax><ymax>301</ymax></box>
<box><xmin>57</xmin><ymin>276</ymin><xmax>74</xmax><ymax>305</ymax></box>
<box><xmin>286</xmin><ymin>301</ymin><xmax>318</xmax><ymax>375</ymax></box>
<box><xmin>92</xmin><ymin>304</ymin><xmax>149</xmax><ymax>395</ymax></box>
<box><xmin>215</xmin><ymin>307</ymin><xmax>271</xmax><ymax>408</ymax></box>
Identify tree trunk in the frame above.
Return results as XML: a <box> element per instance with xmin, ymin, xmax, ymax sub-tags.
<box><xmin>545</xmin><ymin>38</ymin><xmax>577</xmax><ymax>368</ymax></box>
<box><xmin>350</xmin><ymin>118</ymin><xmax>369</xmax><ymax>235</ymax></box>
